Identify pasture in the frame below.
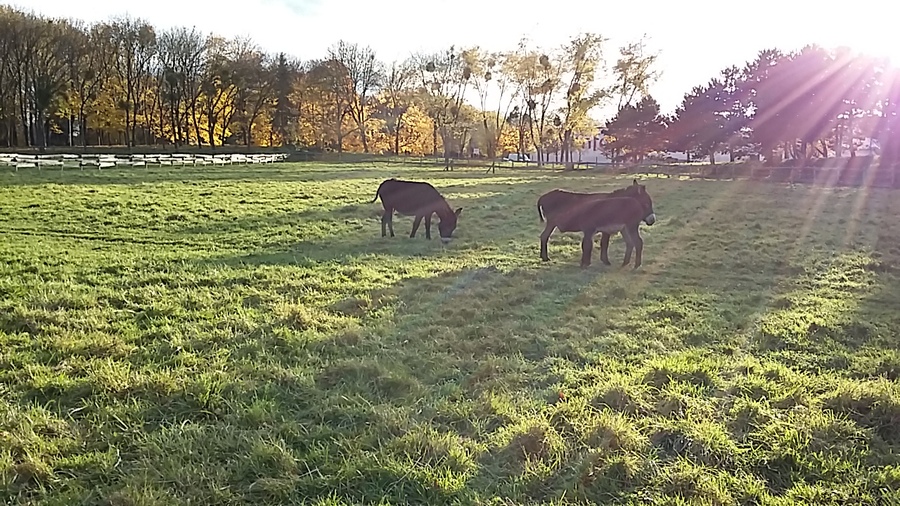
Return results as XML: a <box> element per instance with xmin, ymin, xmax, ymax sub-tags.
<box><xmin>1</xmin><ymin>162</ymin><xmax>900</xmax><ymax>505</ymax></box>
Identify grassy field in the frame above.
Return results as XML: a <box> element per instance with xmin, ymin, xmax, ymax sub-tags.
<box><xmin>1</xmin><ymin>162</ymin><xmax>900</xmax><ymax>505</ymax></box>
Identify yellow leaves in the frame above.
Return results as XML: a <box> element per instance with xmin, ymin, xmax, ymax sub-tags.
<box><xmin>497</xmin><ymin>124</ymin><xmax>519</xmax><ymax>154</ymax></box>
<box><xmin>370</xmin><ymin>103</ymin><xmax>438</xmax><ymax>156</ymax></box>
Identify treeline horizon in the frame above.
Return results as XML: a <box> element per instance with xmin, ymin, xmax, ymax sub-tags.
<box><xmin>3</xmin><ymin>5</ymin><xmax>899</xmax><ymax>167</ymax></box>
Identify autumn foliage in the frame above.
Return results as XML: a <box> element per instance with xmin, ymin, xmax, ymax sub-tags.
<box><xmin>5</xmin><ymin>5</ymin><xmax>898</xmax><ymax>167</ymax></box>
<box><xmin>0</xmin><ymin>6</ymin><xmax>663</xmax><ymax>166</ymax></box>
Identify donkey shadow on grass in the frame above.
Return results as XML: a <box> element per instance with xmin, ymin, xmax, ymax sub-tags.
<box><xmin>291</xmin><ymin>259</ymin><xmax>823</xmax><ymax>503</ymax></box>
<box><xmin>188</xmin><ymin>185</ymin><xmax>563</xmax><ymax>265</ymax></box>
<box><xmin>7</xmin><ymin>258</ymin><xmax>894</xmax><ymax>505</ymax></box>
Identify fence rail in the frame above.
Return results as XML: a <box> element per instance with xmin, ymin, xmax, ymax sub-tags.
<box><xmin>2</xmin><ymin>149</ymin><xmax>898</xmax><ymax>190</ymax></box>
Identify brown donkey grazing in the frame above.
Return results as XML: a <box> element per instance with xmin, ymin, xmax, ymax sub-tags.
<box><xmin>537</xmin><ymin>179</ymin><xmax>647</xmax><ymax>264</ymax></box>
<box><xmin>576</xmin><ymin>192</ymin><xmax>656</xmax><ymax>268</ymax></box>
<box><xmin>371</xmin><ymin>178</ymin><xmax>463</xmax><ymax>244</ymax></box>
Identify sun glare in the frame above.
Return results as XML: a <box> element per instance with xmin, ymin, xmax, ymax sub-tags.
<box><xmin>830</xmin><ymin>28</ymin><xmax>896</xmax><ymax>66</ymax></box>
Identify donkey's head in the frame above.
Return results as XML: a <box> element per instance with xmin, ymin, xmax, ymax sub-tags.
<box><xmin>629</xmin><ymin>179</ymin><xmax>656</xmax><ymax>225</ymax></box>
<box><xmin>438</xmin><ymin>207</ymin><xmax>463</xmax><ymax>244</ymax></box>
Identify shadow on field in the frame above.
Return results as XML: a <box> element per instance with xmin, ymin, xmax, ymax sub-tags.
<box><xmin>0</xmin><ymin>164</ymin><xmax>552</xmax><ymax>189</ymax></box>
<box><xmin>291</xmin><ymin>263</ymin><xmax>773</xmax><ymax>503</ymax></box>
<box><xmin>5</xmin><ymin>257</ymin><xmax>896</xmax><ymax>504</ymax></box>
<box><xmin>180</xmin><ymin>175</ymin><xmax>672</xmax><ymax>268</ymax></box>
<box><xmin>186</xmin><ymin>187</ymin><xmax>559</xmax><ymax>264</ymax></box>
<box><xmin>296</xmin><ymin>251</ymin><xmax>900</xmax><ymax>503</ymax></box>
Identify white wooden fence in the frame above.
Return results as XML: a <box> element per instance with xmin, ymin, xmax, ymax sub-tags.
<box><xmin>0</xmin><ymin>152</ymin><xmax>289</xmax><ymax>171</ymax></box>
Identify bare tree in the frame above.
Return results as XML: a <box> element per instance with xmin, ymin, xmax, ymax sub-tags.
<box><xmin>0</xmin><ymin>9</ymin><xmax>14</xmax><ymax>145</ymax></box>
<box><xmin>199</xmin><ymin>36</ymin><xmax>239</xmax><ymax>147</ymax></box>
<box><xmin>611</xmin><ymin>35</ymin><xmax>661</xmax><ymax>111</ymax></box>
<box><xmin>470</xmin><ymin>49</ymin><xmax>518</xmax><ymax>172</ymax></box>
<box><xmin>557</xmin><ymin>33</ymin><xmax>607</xmax><ymax>168</ymax></box>
<box><xmin>156</xmin><ymin>26</ymin><xmax>207</xmax><ymax>146</ymax></box>
<box><xmin>328</xmin><ymin>40</ymin><xmax>383</xmax><ymax>153</ymax></box>
<box><xmin>109</xmin><ymin>15</ymin><xmax>157</xmax><ymax>147</ymax></box>
<box><xmin>509</xmin><ymin>38</ymin><xmax>564</xmax><ymax>166</ymax></box>
<box><xmin>231</xmin><ymin>43</ymin><xmax>275</xmax><ymax>145</ymax></box>
<box><xmin>7</xmin><ymin>11</ymin><xmax>42</xmax><ymax>146</ymax></box>
<box><xmin>305</xmin><ymin>58</ymin><xmax>351</xmax><ymax>152</ymax></box>
<box><xmin>414</xmin><ymin>47</ymin><xmax>472</xmax><ymax>170</ymax></box>
<box><xmin>379</xmin><ymin>59</ymin><xmax>415</xmax><ymax>155</ymax></box>
<box><xmin>21</xmin><ymin>15</ymin><xmax>71</xmax><ymax>149</ymax></box>
<box><xmin>68</xmin><ymin>21</ymin><xmax>114</xmax><ymax>147</ymax></box>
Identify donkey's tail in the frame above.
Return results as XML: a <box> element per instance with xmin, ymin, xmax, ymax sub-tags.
<box><xmin>371</xmin><ymin>181</ymin><xmax>384</xmax><ymax>203</ymax></box>
<box><xmin>537</xmin><ymin>198</ymin><xmax>544</xmax><ymax>222</ymax></box>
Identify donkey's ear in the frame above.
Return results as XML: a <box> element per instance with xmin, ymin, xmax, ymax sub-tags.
<box><xmin>455</xmin><ymin>207</ymin><xmax>463</xmax><ymax>216</ymax></box>
<box><xmin>632</xmin><ymin>178</ymin><xmax>639</xmax><ymax>186</ymax></box>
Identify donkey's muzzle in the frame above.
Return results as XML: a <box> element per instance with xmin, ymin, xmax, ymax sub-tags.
<box><xmin>644</xmin><ymin>213</ymin><xmax>657</xmax><ymax>226</ymax></box>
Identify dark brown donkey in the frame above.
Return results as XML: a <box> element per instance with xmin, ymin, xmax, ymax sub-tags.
<box><xmin>371</xmin><ymin>178</ymin><xmax>462</xmax><ymax>244</ymax></box>
<box><xmin>537</xmin><ymin>179</ymin><xmax>647</xmax><ymax>264</ymax></box>
<box><xmin>575</xmin><ymin>190</ymin><xmax>656</xmax><ymax>268</ymax></box>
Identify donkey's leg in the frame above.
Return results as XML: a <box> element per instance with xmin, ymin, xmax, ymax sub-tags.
<box><xmin>382</xmin><ymin>208</ymin><xmax>393</xmax><ymax>237</ymax></box>
<box><xmin>410</xmin><ymin>215</ymin><xmax>423</xmax><ymax>238</ymax></box>
<box><xmin>539</xmin><ymin>221</ymin><xmax>556</xmax><ymax>262</ymax></box>
<box><xmin>580</xmin><ymin>231</ymin><xmax>595</xmax><ymax>268</ymax></box>
<box><xmin>599</xmin><ymin>232</ymin><xmax>612</xmax><ymax>265</ymax></box>
<box><xmin>621</xmin><ymin>227</ymin><xmax>635</xmax><ymax>267</ymax></box>
<box><xmin>424</xmin><ymin>213</ymin><xmax>432</xmax><ymax>240</ymax></box>
<box><xmin>631</xmin><ymin>226</ymin><xmax>644</xmax><ymax>269</ymax></box>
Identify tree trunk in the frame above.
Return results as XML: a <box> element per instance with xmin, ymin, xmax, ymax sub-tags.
<box><xmin>35</xmin><ymin>110</ymin><xmax>46</xmax><ymax>151</ymax></box>
<box><xmin>394</xmin><ymin>123</ymin><xmax>401</xmax><ymax>155</ymax></box>
<box><xmin>517</xmin><ymin>122</ymin><xmax>525</xmax><ymax>159</ymax></box>
<box><xmin>246</xmin><ymin>108</ymin><xmax>263</xmax><ymax>146</ymax></box>
<box><xmin>80</xmin><ymin>108</ymin><xmax>88</xmax><ymax>148</ymax></box>
<box><xmin>208</xmin><ymin>116</ymin><xmax>216</xmax><ymax>148</ymax></box>
<box><xmin>171</xmin><ymin>104</ymin><xmax>177</xmax><ymax>145</ymax></box>
<box><xmin>192</xmin><ymin>103</ymin><xmax>203</xmax><ymax>147</ymax></box>
<box><xmin>443</xmin><ymin>127</ymin><xmax>451</xmax><ymax>171</ymax></box>
<box><xmin>131</xmin><ymin>117</ymin><xmax>138</xmax><ymax>149</ymax></box>
<box><xmin>336</xmin><ymin>110</ymin><xmax>343</xmax><ymax>153</ymax></box>
<box><xmin>432</xmin><ymin>122</ymin><xmax>438</xmax><ymax>156</ymax></box>
<box><xmin>835</xmin><ymin>124</ymin><xmax>843</xmax><ymax>158</ymax></box>
<box><xmin>360</xmin><ymin>126</ymin><xmax>369</xmax><ymax>153</ymax></box>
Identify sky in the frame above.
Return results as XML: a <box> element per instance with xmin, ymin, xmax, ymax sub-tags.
<box><xmin>19</xmin><ymin>0</ymin><xmax>899</xmax><ymax>122</ymax></box>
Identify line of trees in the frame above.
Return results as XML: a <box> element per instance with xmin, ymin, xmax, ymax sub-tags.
<box><xmin>0</xmin><ymin>6</ymin><xmax>660</xmax><ymax>170</ymax></box>
<box><xmin>605</xmin><ymin>46</ymin><xmax>900</xmax><ymax>166</ymax></box>
<box><xmin>5</xmin><ymin>5</ymin><xmax>899</xmax><ymax>168</ymax></box>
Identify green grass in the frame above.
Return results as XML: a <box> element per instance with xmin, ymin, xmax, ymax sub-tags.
<box><xmin>1</xmin><ymin>162</ymin><xmax>900</xmax><ymax>505</ymax></box>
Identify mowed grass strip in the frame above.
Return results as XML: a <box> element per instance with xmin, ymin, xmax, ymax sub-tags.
<box><xmin>1</xmin><ymin>163</ymin><xmax>900</xmax><ymax>505</ymax></box>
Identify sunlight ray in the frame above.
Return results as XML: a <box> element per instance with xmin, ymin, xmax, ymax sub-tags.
<box><xmin>842</xmin><ymin>169</ymin><xmax>879</xmax><ymax>249</ymax></box>
<box><xmin>772</xmin><ymin>58</ymin><xmax>872</xmax><ymax>255</ymax></box>
<box><xmin>749</xmin><ymin>49</ymin><xmax>858</xmax><ymax>136</ymax></box>
<box><xmin>585</xmin><ymin>178</ymin><xmax>757</xmax><ymax>303</ymax></box>
<box><xmin>791</xmin><ymin>184</ymin><xmax>843</xmax><ymax>255</ymax></box>
<box><xmin>787</xmin><ymin>54</ymin><xmax>885</xmax><ymax>256</ymax></box>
